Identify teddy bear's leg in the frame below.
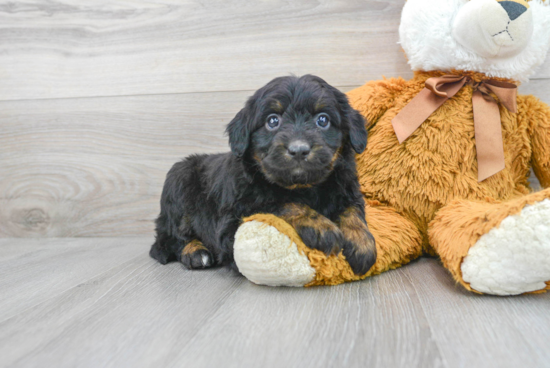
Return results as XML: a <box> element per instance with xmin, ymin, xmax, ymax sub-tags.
<box><xmin>429</xmin><ymin>189</ymin><xmax>550</xmax><ymax>295</ymax></box>
<box><xmin>233</xmin><ymin>200</ymin><xmax>423</xmax><ymax>287</ymax></box>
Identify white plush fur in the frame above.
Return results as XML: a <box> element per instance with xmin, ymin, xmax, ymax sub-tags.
<box><xmin>400</xmin><ymin>0</ymin><xmax>550</xmax><ymax>82</ymax></box>
<box><xmin>452</xmin><ymin>0</ymin><xmax>533</xmax><ymax>59</ymax></box>
<box><xmin>234</xmin><ymin>221</ymin><xmax>315</xmax><ymax>287</ymax></box>
<box><xmin>461</xmin><ymin>199</ymin><xmax>550</xmax><ymax>295</ymax></box>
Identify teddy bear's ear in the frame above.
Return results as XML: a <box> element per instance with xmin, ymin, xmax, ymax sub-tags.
<box><xmin>348</xmin><ymin>108</ymin><xmax>368</xmax><ymax>154</ymax></box>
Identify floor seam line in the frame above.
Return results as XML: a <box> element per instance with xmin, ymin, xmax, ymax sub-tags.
<box><xmin>0</xmin><ymin>85</ymin><xmax>365</xmax><ymax>103</ymax></box>
<box><xmin>403</xmin><ymin>266</ymin><xmax>451</xmax><ymax>368</ymax></box>
<box><xmin>165</xmin><ymin>276</ymin><xmax>247</xmax><ymax>368</ymax></box>
<box><xmin>0</xmin><ymin>251</ymin><xmax>146</xmax><ymax>325</ymax></box>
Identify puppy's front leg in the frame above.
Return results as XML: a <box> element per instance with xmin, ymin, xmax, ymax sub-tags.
<box><xmin>336</xmin><ymin>207</ymin><xmax>377</xmax><ymax>275</ymax></box>
<box><xmin>277</xmin><ymin>203</ymin><xmax>344</xmax><ymax>255</ymax></box>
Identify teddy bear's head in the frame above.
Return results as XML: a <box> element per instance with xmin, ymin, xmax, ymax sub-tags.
<box><xmin>399</xmin><ymin>0</ymin><xmax>550</xmax><ymax>82</ymax></box>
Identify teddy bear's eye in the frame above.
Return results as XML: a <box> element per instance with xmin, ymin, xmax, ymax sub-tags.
<box><xmin>266</xmin><ymin>114</ymin><xmax>281</xmax><ymax>130</ymax></box>
<box><xmin>316</xmin><ymin>114</ymin><xmax>330</xmax><ymax>129</ymax></box>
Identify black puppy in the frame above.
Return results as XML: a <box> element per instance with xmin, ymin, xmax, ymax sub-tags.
<box><xmin>150</xmin><ymin>75</ymin><xmax>376</xmax><ymax>275</ymax></box>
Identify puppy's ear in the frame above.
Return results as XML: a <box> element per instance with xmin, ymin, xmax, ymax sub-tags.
<box><xmin>226</xmin><ymin>108</ymin><xmax>250</xmax><ymax>158</ymax></box>
<box><xmin>348</xmin><ymin>107</ymin><xmax>368</xmax><ymax>154</ymax></box>
<box><xmin>322</xmin><ymin>81</ymin><xmax>368</xmax><ymax>154</ymax></box>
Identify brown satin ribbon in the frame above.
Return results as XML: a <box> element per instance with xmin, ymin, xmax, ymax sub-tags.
<box><xmin>392</xmin><ymin>75</ymin><xmax>517</xmax><ymax>182</ymax></box>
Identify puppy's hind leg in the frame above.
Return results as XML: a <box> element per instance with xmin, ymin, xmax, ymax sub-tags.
<box><xmin>150</xmin><ymin>207</ymin><xmax>216</xmax><ymax>269</ymax></box>
<box><xmin>150</xmin><ymin>234</ymin><xmax>179</xmax><ymax>265</ymax></box>
<box><xmin>150</xmin><ymin>234</ymin><xmax>215</xmax><ymax>269</ymax></box>
<box><xmin>150</xmin><ymin>210</ymin><xmax>184</xmax><ymax>264</ymax></box>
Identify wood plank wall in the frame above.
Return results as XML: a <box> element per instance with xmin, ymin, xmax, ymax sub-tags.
<box><xmin>1</xmin><ymin>0</ymin><xmax>548</xmax><ymax>237</ymax></box>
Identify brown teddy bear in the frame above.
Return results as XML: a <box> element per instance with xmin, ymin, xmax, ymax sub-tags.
<box><xmin>233</xmin><ymin>0</ymin><xmax>550</xmax><ymax>295</ymax></box>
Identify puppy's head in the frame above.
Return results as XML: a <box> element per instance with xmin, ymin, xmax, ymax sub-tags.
<box><xmin>226</xmin><ymin>75</ymin><xmax>367</xmax><ymax>189</ymax></box>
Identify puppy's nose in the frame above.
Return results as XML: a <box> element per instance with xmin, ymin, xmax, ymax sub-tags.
<box><xmin>288</xmin><ymin>141</ymin><xmax>311</xmax><ymax>159</ymax></box>
<box><xmin>498</xmin><ymin>1</ymin><xmax>527</xmax><ymax>21</ymax></box>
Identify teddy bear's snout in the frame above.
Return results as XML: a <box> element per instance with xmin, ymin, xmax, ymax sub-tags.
<box><xmin>452</xmin><ymin>0</ymin><xmax>533</xmax><ymax>59</ymax></box>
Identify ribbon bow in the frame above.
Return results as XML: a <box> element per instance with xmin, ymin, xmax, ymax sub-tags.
<box><xmin>391</xmin><ymin>75</ymin><xmax>518</xmax><ymax>181</ymax></box>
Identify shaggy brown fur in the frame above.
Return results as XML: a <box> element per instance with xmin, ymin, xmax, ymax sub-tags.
<box><xmin>242</xmin><ymin>201</ymin><xmax>424</xmax><ymax>286</ymax></box>
<box><xmin>430</xmin><ymin>188</ymin><xmax>550</xmax><ymax>293</ymax></box>
<box><xmin>346</xmin><ymin>70</ymin><xmax>550</xmax><ymax>292</ymax></box>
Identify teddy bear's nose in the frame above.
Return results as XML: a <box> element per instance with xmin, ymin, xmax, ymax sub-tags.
<box><xmin>498</xmin><ymin>1</ymin><xmax>527</xmax><ymax>21</ymax></box>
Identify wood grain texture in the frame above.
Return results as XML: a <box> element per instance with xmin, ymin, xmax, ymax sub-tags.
<box><xmin>1</xmin><ymin>238</ymin><xmax>549</xmax><ymax>368</ymax></box>
<box><xmin>1</xmin><ymin>0</ymin><xmax>547</xmax><ymax>102</ymax></box>
<box><xmin>0</xmin><ymin>241</ymin><xmax>245</xmax><ymax>368</ymax></box>
<box><xmin>0</xmin><ymin>92</ymin><xmax>244</xmax><ymax>237</ymax></box>
<box><xmin>0</xmin><ymin>0</ymin><xmax>411</xmax><ymax>101</ymax></box>
<box><xmin>0</xmin><ymin>237</ymin><xmax>149</xmax><ymax>322</ymax></box>
<box><xmin>0</xmin><ymin>237</ymin><xmax>441</xmax><ymax>368</ymax></box>
<box><xmin>405</xmin><ymin>258</ymin><xmax>550</xmax><ymax>368</ymax></box>
<box><xmin>518</xmin><ymin>79</ymin><xmax>550</xmax><ymax>105</ymax></box>
<box><xmin>169</xmin><ymin>267</ymin><xmax>445</xmax><ymax>368</ymax></box>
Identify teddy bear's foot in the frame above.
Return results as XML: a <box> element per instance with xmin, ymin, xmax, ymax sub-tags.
<box><xmin>461</xmin><ymin>199</ymin><xmax>550</xmax><ymax>295</ymax></box>
<box><xmin>234</xmin><ymin>217</ymin><xmax>316</xmax><ymax>287</ymax></box>
<box><xmin>234</xmin><ymin>205</ymin><xmax>424</xmax><ymax>287</ymax></box>
<box><xmin>234</xmin><ymin>213</ymin><xmax>374</xmax><ymax>287</ymax></box>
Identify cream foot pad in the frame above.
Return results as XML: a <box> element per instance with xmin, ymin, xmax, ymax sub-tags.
<box><xmin>462</xmin><ymin>199</ymin><xmax>550</xmax><ymax>295</ymax></box>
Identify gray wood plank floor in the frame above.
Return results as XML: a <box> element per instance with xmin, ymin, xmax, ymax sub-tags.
<box><xmin>1</xmin><ymin>238</ymin><xmax>549</xmax><ymax>368</ymax></box>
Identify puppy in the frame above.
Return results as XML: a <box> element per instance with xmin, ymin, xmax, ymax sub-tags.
<box><xmin>150</xmin><ymin>75</ymin><xmax>376</xmax><ymax>275</ymax></box>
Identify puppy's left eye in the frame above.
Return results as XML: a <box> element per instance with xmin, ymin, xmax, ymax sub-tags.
<box><xmin>266</xmin><ymin>114</ymin><xmax>281</xmax><ymax>130</ymax></box>
<box><xmin>316</xmin><ymin>114</ymin><xmax>330</xmax><ymax>129</ymax></box>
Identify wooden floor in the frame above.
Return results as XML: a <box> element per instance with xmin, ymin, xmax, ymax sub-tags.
<box><xmin>1</xmin><ymin>238</ymin><xmax>549</xmax><ymax>368</ymax></box>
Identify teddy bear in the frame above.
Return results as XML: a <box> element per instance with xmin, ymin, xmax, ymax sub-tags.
<box><xmin>232</xmin><ymin>0</ymin><xmax>550</xmax><ymax>295</ymax></box>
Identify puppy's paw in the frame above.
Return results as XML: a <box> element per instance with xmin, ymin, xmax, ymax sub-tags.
<box><xmin>297</xmin><ymin>225</ymin><xmax>345</xmax><ymax>256</ymax></box>
<box><xmin>180</xmin><ymin>240</ymin><xmax>214</xmax><ymax>270</ymax></box>
<box><xmin>277</xmin><ymin>203</ymin><xmax>345</xmax><ymax>255</ymax></box>
<box><xmin>342</xmin><ymin>231</ymin><xmax>377</xmax><ymax>275</ymax></box>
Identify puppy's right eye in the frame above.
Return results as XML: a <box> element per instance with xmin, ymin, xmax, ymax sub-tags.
<box><xmin>266</xmin><ymin>114</ymin><xmax>281</xmax><ymax>130</ymax></box>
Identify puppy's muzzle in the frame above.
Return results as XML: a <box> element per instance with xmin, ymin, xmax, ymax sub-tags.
<box><xmin>287</xmin><ymin>140</ymin><xmax>311</xmax><ymax>160</ymax></box>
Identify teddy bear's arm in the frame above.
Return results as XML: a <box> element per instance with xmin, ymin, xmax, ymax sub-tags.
<box><xmin>521</xmin><ymin>95</ymin><xmax>550</xmax><ymax>188</ymax></box>
<box><xmin>346</xmin><ymin>78</ymin><xmax>406</xmax><ymax>129</ymax></box>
